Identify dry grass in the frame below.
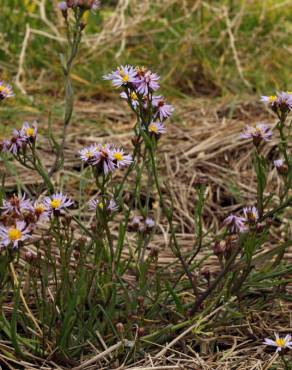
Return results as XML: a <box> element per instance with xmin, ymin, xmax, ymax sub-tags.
<box><xmin>1</xmin><ymin>96</ymin><xmax>292</xmax><ymax>369</ymax></box>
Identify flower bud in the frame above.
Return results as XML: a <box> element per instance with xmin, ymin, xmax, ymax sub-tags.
<box><xmin>116</xmin><ymin>322</ymin><xmax>124</xmax><ymax>334</ymax></box>
<box><xmin>213</xmin><ymin>240</ymin><xmax>225</xmax><ymax>256</ymax></box>
<box><xmin>149</xmin><ymin>245</ymin><xmax>159</xmax><ymax>258</ymax></box>
<box><xmin>137</xmin><ymin>296</ymin><xmax>144</xmax><ymax>307</ymax></box>
<box><xmin>137</xmin><ymin>327</ymin><xmax>145</xmax><ymax>337</ymax></box>
<box><xmin>201</xmin><ymin>267</ymin><xmax>210</xmax><ymax>281</ymax></box>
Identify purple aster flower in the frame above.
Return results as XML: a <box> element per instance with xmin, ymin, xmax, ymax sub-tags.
<box><xmin>240</xmin><ymin>124</ymin><xmax>272</xmax><ymax>145</ymax></box>
<box><xmin>263</xmin><ymin>333</ymin><xmax>292</xmax><ymax>352</ymax></box>
<box><xmin>33</xmin><ymin>201</ymin><xmax>50</xmax><ymax>222</ymax></box>
<box><xmin>275</xmin><ymin>91</ymin><xmax>292</xmax><ymax>112</ymax></box>
<box><xmin>112</xmin><ymin>147</ymin><xmax>133</xmax><ymax>168</ymax></box>
<box><xmin>90</xmin><ymin>0</ymin><xmax>100</xmax><ymax>11</ymax></box>
<box><xmin>148</xmin><ymin>121</ymin><xmax>166</xmax><ymax>136</ymax></box>
<box><xmin>75</xmin><ymin>0</ymin><xmax>100</xmax><ymax>10</ymax></box>
<box><xmin>44</xmin><ymin>193</ymin><xmax>73</xmax><ymax>214</ymax></box>
<box><xmin>274</xmin><ymin>159</ymin><xmax>284</xmax><ymax>168</ymax></box>
<box><xmin>1</xmin><ymin>194</ymin><xmax>33</xmax><ymax>216</ymax></box>
<box><xmin>88</xmin><ymin>197</ymin><xmax>118</xmax><ymax>213</ymax></box>
<box><xmin>7</xmin><ymin>129</ymin><xmax>26</xmax><ymax>154</ymax></box>
<box><xmin>261</xmin><ymin>92</ymin><xmax>292</xmax><ymax>113</ymax></box>
<box><xmin>0</xmin><ymin>139</ymin><xmax>10</xmax><ymax>153</ymax></box>
<box><xmin>0</xmin><ymin>81</ymin><xmax>14</xmax><ymax>101</ymax></box>
<box><xmin>260</xmin><ymin>95</ymin><xmax>277</xmax><ymax>106</ymax></box>
<box><xmin>152</xmin><ymin>95</ymin><xmax>174</xmax><ymax>121</ymax></box>
<box><xmin>243</xmin><ymin>206</ymin><xmax>259</xmax><ymax>223</ymax></box>
<box><xmin>145</xmin><ymin>217</ymin><xmax>155</xmax><ymax>229</ymax></box>
<box><xmin>274</xmin><ymin>158</ymin><xmax>288</xmax><ymax>175</ymax></box>
<box><xmin>58</xmin><ymin>1</ymin><xmax>68</xmax><ymax>10</ymax></box>
<box><xmin>79</xmin><ymin>144</ymin><xmax>99</xmax><ymax>164</ymax></box>
<box><xmin>20</xmin><ymin>121</ymin><xmax>38</xmax><ymax>141</ymax></box>
<box><xmin>103</xmin><ymin>65</ymin><xmax>138</xmax><ymax>88</ymax></box>
<box><xmin>223</xmin><ymin>214</ymin><xmax>247</xmax><ymax>234</ymax></box>
<box><xmin>91</xmin><ymin>144</ymin><xmax>116</xmax><ymax>174</ymax></box>
<box><xmin>120</xmin><ymin>90</ymin><xmax>139</xmax><ymax>108</ymax></box>
<box><xmin>0</xmin><ymin>221</ymin><xmax>31</xmax><ymax>249</ymax></box>
<box><xmin>136</xmin><ymin>69</ymin><xmax>160</xmax><ymax>95</ymax></box>
<box><xmin>138</xmin><ymin>217</ymin><xmax>155</xmax><ymax>233</ymax></box>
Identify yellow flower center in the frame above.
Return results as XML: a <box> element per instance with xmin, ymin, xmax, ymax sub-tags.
<box><xmin>0</xmin><ymin>86</ymin><xmax>10</xmax><ymax>95</ymax></box>
<box><xmin>149</xmin><ymin>124</ymin><xmax>158</xmax><ymax>133</ymax></box>
<box><xmin>50</xmin><ymin>199</ymin><xmax>61</xmax><ymax>209</ymax></box>
<box><xmin>246</xmin><ymin>211</ymin><xmax>257</xmax><ymax>221</ymax></box>
<box><xmin>131</xmin><ymin>92</ymin><xmax>138</xmax><ymax>100</ymax></box>
<box><xmin>113</xmin><ymin>152</ymin><xmax>123</xmax><ymax>161</ymax></box>
<box><xmin>98</xmin><ymin>202</ymin><xmax>104</xmax><ymax>209</ymax></box>
<box><xmin>35</xmin><ymin>204</ymin><xmax>45</xmax><ymax>214</ymax></box>
<box><xmin>122</xmin><ymin>74</ymin><xmax>129</xmax><ymax>82</ymax></box>
<box><xmin>118</xmin><ymin>68</ymin><xmax>129</xmax><ymax>83</ymax></box>
<box><xmin>8</xmin><ymin>228</ymin><xmax>22</xmax><ymax>241</ymax></box>
<box><xmin>275</xmin><ymin>338</ymin><xmax>286</xmax><ymax>347</ymax></box>
<box><xmin>268</xmin><ymin>95</ymin><xmax>277</xmax><ymax>102</ymax></box>
<box><xmin>85</xmin><ymin>151</ymin><xmax>94</xmax><ymax>158</ymax></box>
<box><xmin>26</xmin><ymin>127</ymin><xmax>35</xmax><ymax>137</ymax></box>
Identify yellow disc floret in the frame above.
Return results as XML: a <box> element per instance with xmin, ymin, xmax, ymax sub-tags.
<box><xmin>26</xmin><ymin>127</ymin><xmax>35</xmax><ymax>137</ymax></box>
<box><xmin>50</xmin><ymin>199</ymin><xmax>62</xmax><ymax>209</ymax></box>
<box><xmin>113</xmin><ymin>152</ymin><xmax>123</xmax><ymax>161</ymax></box>
<box><xmin>35</xmin><ymin>204</ymin><xmax>45</xmax><ymax>214</ymax></box>
<box><xmin>149</xmin><ymin>123</ymin><xmax>158</xmax><ymax>133</ymax></box>
<box><xmin>8</xmin><ymin>228</ymin><xmax>22</xmax><ymax>241</ymax></box>
<box><xmin>275</xmin><ymin>338</ymin><xmax>286</xmax><ymax>347</ymax></box>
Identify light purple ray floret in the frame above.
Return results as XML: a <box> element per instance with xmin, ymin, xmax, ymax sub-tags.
<box><xmin>136</xmin><ymin>70</ymin><xmax>160</xmax><ymax>95</ymax></box>
<box><xmin>274</xmin><ymin>159</ymin><xmax>284</xmax><ymax>168</ymax></box>
<box><xmin>240</xmin><ymin>124</ymin><xmax>272</xmax><ymax>142</ymax></box>
<box><xmin>243</xmin><ymin>206</ymin><xmax>259</xmax><ymax>223</ymax></box>
<box><xmin>152</xmin><ymin>95</ymin><xmax>174</xmax><ymax>121</ymax></box>
<box><xmin>148</xmin><ymin>121</ymin><xmax>166</xmax><ymax>135</ymax></box>
<box><xmin>1</xmin><ymin>194</ymin><xmax>33</xmax><ymax>216</ymax></box>
<box><xmin>263</xmin><ymin>333</ymin><xmax>292</xmax><ymax>352</ymax></box>
<box><xmin>223</xmin><ymin>214</ymin><xmax>247</xmax><ymax>233</ymax></box>
<box><xmin>88</xmin><ymin>197</ymin><xmax>118</xmax><ymax>212</ymax></box>
<box><xmin>0</xmin><ymin>221</ymin><xmax>31</xmax><ymax>249</ymax></box>
<box><xmin>103</xmin><ymin>65</ymin><xmax>139</xmax><ymax>88</ymax></box>
<box><xmin>43</xmin><ymin>193</ymin><xmax>73</xmax><ymax>213</ymax></box>
<box><xmin>0</xmin><ymin>81</ymin><xmax>14</xmax><ymax>100</ymax></box>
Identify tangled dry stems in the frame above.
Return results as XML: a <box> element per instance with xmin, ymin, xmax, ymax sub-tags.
<box><xmin>1</xmin><ymin>97</ymin><xmax>291</xmax><ymax>369</ymax></box>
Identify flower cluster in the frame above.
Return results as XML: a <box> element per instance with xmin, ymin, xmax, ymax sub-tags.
<box><xmin>0</xmin><ymin>121</ymin><xmax>37</xmax><ymax>155</ymax></box>
<box><xmin>129</xmin><ymin>215</ymin><xmax>155</xmax><ymax>234</ymax></box>
<box><xmin>104</xmin><ymin>65</ymin><xmax>174</xmax><ymax>137</ymax></box>
<box><xmin>261</xmin><ymin>91</ymin><xmax>292</xmax><ymax>115</ymax></box>
<box><xmin>79</xmin><ymin>143</ymin><xmax>132</xmax><ymax>175</ymax></box>
<box><xmin>58</xmin><ymin>0</ymin><xmax>100</xmax><ymax>11</ymax></box>
<box><xmin>0</xmin><ymin>192</ymin><xmax>73</xmax><ymax>249</ymax></box>
<box><xmin>224</xmin><ymin>206</ymin><xmax>259</xmax><ymax>234</ymax></box>
<box><xmin>0</xmin><ymin>81</ymin><xmax>14</xmax><ymax>101</ymax></box>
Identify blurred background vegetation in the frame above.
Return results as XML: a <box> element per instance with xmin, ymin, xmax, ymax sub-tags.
<box><xmin>0</xmin><ymin>0</ymin><xmax>291</xmax><ymax>111</ymax></box>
